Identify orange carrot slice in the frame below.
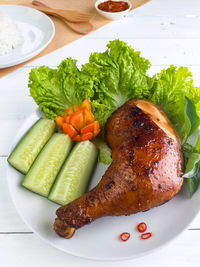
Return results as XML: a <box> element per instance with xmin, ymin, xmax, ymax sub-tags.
<box><xmin>81</xmin><ymin>132</ymin><xmax>93</xmax><ymax>141</ymax></box>
<box><xmin>73</xmin><ymin>135</ymin><xmax>81</xmax><ymax>142</ymax></box>
<box><xmin>62</xmin><ymin>114</ymin><xmax>69</xmax><ymax>123</ymax></box>
<box><xmin>62</xmin><ymin>123</ymin><xmax>68</xmax><ymax>134</ymax></box>
<box><xmin>55</xmin><ymin>116</ymin><xmax>64</xmax><ymax>129</ymax></box>
<box><xmin>69</xmin><ymin>110</ymin><xmax>84</xmax><ymax>131</ymax></box>
<box><xmin>63</xmin><ymin>123</ymin><xmax>78</xmax><ymax>138</ymax></box>
<box><xmin>56</xmin><ymin>99</ymin><xmax>100</xmax><ymax>142</ymax></box>
<box><xmin>94</xmin><ymin>120</ymin><xmax>100</xmax><ymax>130</ymax></box>
<box><xmin>73</xmin><ymin>105</ymin><xmax>81</xmax><ymax>112</ymax></box>
<box><xmin>81</xmin><ymin>98</ymin><xmax>91</xmax><ymax>110</ymax></box>
<box><xmin>81</xmin><ymin>122</ymin><xmax>95</xmax><ymax>135</ymax></box>
<box><xmin>83</xmin><ymin>109</ymin><xmax>95</xmax><ymax>125</ymax></box>
<box><xmin>94</xmin><ymin>128</ymin><xmax>100</xmax><ymax>137</ymax></box>
<box><xmin>93</xmin><ymin>120</ymin><xmax>100</xmax><ymax>137</ymax></box>
<box><xmin>66</xmin><ymin>107</ymin><xmax>73</xmax><ymax>116</ymax></box>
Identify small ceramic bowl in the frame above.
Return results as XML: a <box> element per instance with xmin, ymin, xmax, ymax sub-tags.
<box><xmin>95</xmin><ymin>0</ymin><xmax>132</xmax><ymax>20</ymax></box>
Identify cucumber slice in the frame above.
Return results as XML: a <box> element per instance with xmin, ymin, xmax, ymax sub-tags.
<box><xmin>22</xmin><ymin>133</ymin><xmax>73</xmax><ymax>197</ymax></box>
<box><xmin>48</xmin><ymin>140</ymin><xmax>98</xmax><ymax>205</ymax></box>
<box><xmin>8</xmin><ymin>118</ymin><xmax>56</xmax><ymax>174</ymax></box>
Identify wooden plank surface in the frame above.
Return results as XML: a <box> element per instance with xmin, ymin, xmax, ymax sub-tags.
<box><xmin>1</xmin><ymin>0</ymin><xmax>200</xmax><ymax>266</ymax></box>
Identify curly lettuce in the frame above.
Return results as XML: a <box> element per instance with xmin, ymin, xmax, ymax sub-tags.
<box><xmin>150</xmin><ymin>66</ymin><xmax>200</xmax><ymax>141</ymax></box>
<box><xmin>29</xmin><ymin>40</ymin><xmax>154</xmax><ymax>127</ymax></box>
<box><xmin>29</xmin><ymin>58</ymin><xmax>94</xmax><ymax>119</ymax></box>
<box><xmin>82</xmin><ymin>39</ymin><xmax>154</xmax><ymax>126</ymax></box>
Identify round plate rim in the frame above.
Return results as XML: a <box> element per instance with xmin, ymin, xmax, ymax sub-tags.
<box><xmin>6</xmin><ymin>110</ymin><xmax>200</xmax><ymax>261</ymax></box>
<box><xmin>0</xmin><ymin>5</ymin><xmax>55</xmax><ymax>68</ymax></box>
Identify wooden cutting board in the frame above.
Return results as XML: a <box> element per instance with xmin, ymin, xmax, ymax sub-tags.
<box><xmin>0</xmin><ymin>0</ymin><xmax>151</xmax><ymax>78</ymax></box>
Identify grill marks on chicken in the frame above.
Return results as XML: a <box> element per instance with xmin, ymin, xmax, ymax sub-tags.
<box><xmin>54</xmin><ymin>99</ymin><xmax>183</xmax><ymax>238</ymax></box>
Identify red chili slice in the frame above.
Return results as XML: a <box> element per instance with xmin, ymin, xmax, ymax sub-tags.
<box><xmin>120</xmin><ymin>232</ymin><xmax>130</xmax><ymax>242</ymax></box>
<box><xmin>141</xmin><ymin>232</ymin><xmax>152</xmax><ymax>240</ymax></box>
<box><xmin>137</xmin><ymin>222</ymin><xmax>147</xmax><ymax>233</ymax></box>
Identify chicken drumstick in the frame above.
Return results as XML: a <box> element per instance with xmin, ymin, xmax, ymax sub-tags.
<box><xmin>54</xmin><ymin>99</ymin><xmax>183</xmax><ymax>238</ymax></box>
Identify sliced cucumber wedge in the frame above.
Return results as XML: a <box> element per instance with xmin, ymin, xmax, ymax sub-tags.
<box><xmin>48</xmin><ymin>140</ymin><xmax>98</xmax><ymax>205</ymax></box>
<box><xmin>8</xmin><ymin>118</ymin><xmax>56</xmax><ymax>174</ymax></box>
<box><xmin>22</xmin><ymin>133</ymin><xmax>73</xmax><ymax>197</ymax></box>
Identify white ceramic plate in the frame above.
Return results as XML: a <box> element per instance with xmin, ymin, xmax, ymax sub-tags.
<box><xmin>0</xmin><ymin>5</ymin><xmax>55</xmax><ymax>68</ymax></box>
<box><xmin>7</xmin><ymin>110</ymin><xmax>200</xmax><ymax>261</ymax></box>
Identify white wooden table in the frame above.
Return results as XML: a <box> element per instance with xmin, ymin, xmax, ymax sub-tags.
<box><xmin>1</xmin><ymin>0</ymin><xmax>200</xmax><ymax>265</ymax></box>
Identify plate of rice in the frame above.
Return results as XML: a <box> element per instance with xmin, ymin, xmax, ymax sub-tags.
<box><xmin>0</xmin><ymin>5</ymin><xmax>55</xmax><ymax>68</ymax></box>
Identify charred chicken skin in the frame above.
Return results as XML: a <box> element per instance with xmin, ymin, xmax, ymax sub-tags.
<box><xmin>54</xmin><ymin>99</ymin><xmax>184</xmax><ymax>238</ymax></box>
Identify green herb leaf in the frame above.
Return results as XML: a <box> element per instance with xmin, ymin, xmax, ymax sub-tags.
<box><xmin>182</xmin><ymin>142</ymin><xmax>193</xmax><ymax>153</ymax></box>
<box><xmin>184</xmin><ymin>97</ymin><xmax>200</xmax><ymax>140</ymax></box>
<box><xmin>183</xmin><ymin>152</ymin><xmax>200</xmax><ymax>178</ymax></box>
<box><xmin>187</xmin><ymin>170</ymin><xmax>200</xmax><ymax>196</ymax></box>
<box><xmin>92</xmin><ymin>137</ymin><xmax>112</xmax><ymax>165</ymax></box>
<box><xmin>183</xmin><ymin>133</ymin><xmax>200</xmax><ymax>195</ymax></box>
<box><xmin>194</xmin><ymin>132</ymin><xmax>200</xmax><ymax>152</ymax></box>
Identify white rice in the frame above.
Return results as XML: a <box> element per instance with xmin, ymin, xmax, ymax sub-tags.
<box><xmin>0</xmin><ymin>11</ymin><xmax>22</xmax><ymax>56</ymax></box>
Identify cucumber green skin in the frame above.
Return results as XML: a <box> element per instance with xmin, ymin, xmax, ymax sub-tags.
<box><xmin>8</xmin><ymin>118</ymin><xmax>56</xmax><ymax>174</ymax></box>
<box><xmin>48</xmin><ymin>140</ymin><xmax>98</xmax><ymax>206</ymax></box>
<box><xmin>22</xmin><ymin>133</ymin><xmax>73</xmax><ymax>197</ymax></box>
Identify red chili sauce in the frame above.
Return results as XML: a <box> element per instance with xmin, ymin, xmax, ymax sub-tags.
<box><xmin>98</xmin><ymin>1</ymin><xmax>129</xmax><ymax>12</ymax></box>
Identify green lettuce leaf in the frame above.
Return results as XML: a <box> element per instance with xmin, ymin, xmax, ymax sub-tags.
<box><xmin>183</xmin><ymin>153</ymin><xmax>200</xmax><ymax>178</ymax></box>
<box><xmin>183</xmin><ymin>97</ymin><xmax>200</xmax><ymax>141</ymax></box>
<box><xmin>29</xmin><ymin>66</ymin><xmax>67</xmax><ymax>119</ymax></box>
<box><xmin>58</xmin><ymin>59</ymin><xmax>95</xmax><ymax>107</ymax></box>
<box><xmin>187</xmin><ymin>171</ymin><xmax>200</xmax><ymax>196</ymax></box>
<box><xmin>82</xmin><ymin>39</ymin><xmax>154</xmax><ymax>127</ymax></box>
<box><xmin>29</xmin><ymin>58</ymin><xmax>94</xmax><ymax>119</ymax></box>
<box><xmin>29</xmin><ymin>40</ymin><xmax>155</xmax><ymax>126</ymax></box>
<box><xmin>182</xmin><ymin>133</ymin><xmax>200</xmax><ymax>196</ymax></box>
<box><xmin>150</xmin><ymin>66</ymin><xmax>200</xmax><ymax>140</ymax></box>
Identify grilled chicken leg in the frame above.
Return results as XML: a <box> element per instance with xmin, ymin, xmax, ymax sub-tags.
<box><xmin>54</xmin><ymin>99</ymin><xmax>183</xmax><ymax>238</ymax></box>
